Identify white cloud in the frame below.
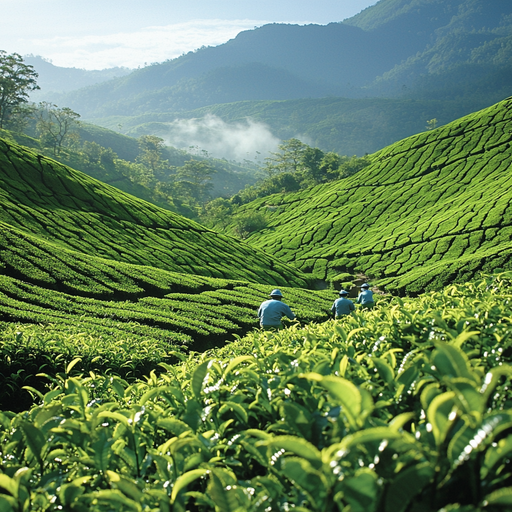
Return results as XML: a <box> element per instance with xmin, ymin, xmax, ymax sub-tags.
<box><xmin>159</xmin><ymin>115</ymin><xmax>281</xmax><ymax>162</ymax></box>
<box><xmin>26</xmin><ymin>19</ymin><xmax>276</xmax><ymax>69</ymax></box>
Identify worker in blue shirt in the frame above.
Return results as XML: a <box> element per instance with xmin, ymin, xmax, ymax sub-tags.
<box><xmin>331</xmin><ymin>290</ymin><xmax>355</xmax><ymax>318</ymax></box>
<box><xmin>357</xmin><ymin>283</ymin><xmax>375</xmax><ymax>309</ymax></box>
<box><xmin>258</xmin><ymin>289</ymin><xmax>296</xmax><ymax>330</ymax></box>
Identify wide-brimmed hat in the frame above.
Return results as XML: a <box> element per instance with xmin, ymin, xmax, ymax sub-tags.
<box><xmin>361</xmin><ymin>283</ymin><xmax>370</xmax><ymax>289</ymax></box>
<box><xmin>339</xmin><ymin>290</ymin><xmax>349</xmax><ymax>295</ymax></box>
<box><xmin>270</xmin><ymin>289</ymin><xmax>283</xmax><ymax>297</ymax></box>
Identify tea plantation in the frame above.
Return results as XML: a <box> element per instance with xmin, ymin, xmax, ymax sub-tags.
<box><xmin>2</xmin><ymin>98</ymin><xmax>512</xmax><ymax>510</ymax></box>
<box><xmin>234</xmin><ymin>97</ymin><xmax>512</xmax><ymax>295</ymax></box>
<box><xmin>1</xmin><ymin>272</ymin><xmax>512</xmax><ymax>511</ymax></box>
<box><xmin>0</xmin><ymin>138</ymin><xmax>311</xmax><ymax>288</ymax></box>
<box><xmin>0</xmin><ymin>137</ymin><xmax>341</xmax><ymax>409</ymax></box>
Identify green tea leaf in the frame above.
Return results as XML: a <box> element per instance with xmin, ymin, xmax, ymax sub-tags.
<box><xmin>384</xmin><ymin>462</ymin><xmax>434</xmax><ymax>512</ymax></box>
<box><xmin>340</xmin><ymin>469</ymin><xmax>379</xmax><ymax>512</ymax></box>
<box><xmin>432</xmin><ymin>343</ymin><xmax>476</xmax><ymax>382</ymax></box>
<box><xmin>19</xmin><ymin>421</ymin><xmax>45</xmax><ymax>468</ymax></box>
<box><xmin>264</xmin><ymin>436</ymin><xmax>322</xmax><ymax>469</ymax></box>
<box><xmin>171</xmin><ymin>468</ymin><xmax>209</xmax><ymax>504</ymax></box>
<box><xmin>66</xmin><ymin>357</ymin><xmax>82</xmax><ymax>374</ymax></box>
<box><xmin>483</xmin><ymin>486</ymin><xmax>512</xmax><ymax>506</ymax></box>
<box><xmin>192</xmin><ymin>360</ymin><xmax>210</xmax><ymax>398</ymax></box>
<box><xmin>206</xmin><ymin>470</ymin><xmax>240</xmax><ymax>512</ymax></box>
<box><xmin>426</xmin><ymin>391</ymin><xmax>457</xmax><ymax>447</ymax></box>
<box><xmin>223</xmin><ymin>356</ymin><xmax>254</xmax><ymax>377</ymax></box>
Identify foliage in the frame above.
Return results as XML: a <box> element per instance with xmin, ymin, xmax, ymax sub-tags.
<box><xmin>230</xmin><ymin>97</ymin><xmax>512</xmax><ymax>294</ymax></box>
<box><xmin>232</xmin><ymin>211</ymin><xmax>269</xmax><ymax>239</ymax></box>
<box><xmin>1</xmin><ymin>273</ymin><xmax>512</xmax><ymax>510</ymax></box>
<box><xmin>35</xmin><ymin>101</ymin><xmax>81</xmax><ymax>155</ymax></box>
<box><xmin>0</xmin><ymin>51</ymin><xmax>39</xmax><ymax>129</ymax></box>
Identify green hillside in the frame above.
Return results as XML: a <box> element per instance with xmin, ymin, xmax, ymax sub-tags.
<box><xmin>0</xmin><ymin>137</ymin><xmax>337</xmax><ymax>410</ymax></box>
<box><xmin>230</xmin><ymin>97</ymin><xmax>512</xmax><ymax>294</ymax></box>
<box><xmin>0</xmin><ymin>137</ymin><xmax>306</xmax><ymax>286</ymax></box>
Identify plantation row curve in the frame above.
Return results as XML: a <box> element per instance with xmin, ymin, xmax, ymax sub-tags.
<box><xmin>234</xmin><ymin>97</ymin><xmax>512</xmax><ymax>295</ymax></box>
<box><xmin>0</xmin><ymin>138</ymin><xmax>312</xmax><ymax>288</ymax></box>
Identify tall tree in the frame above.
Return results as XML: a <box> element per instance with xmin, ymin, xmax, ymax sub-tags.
<box><xmin>36</xmin><ymin>102</ymin><xmax>81</xmax><ymax>155</ymax></box>
<box><xmin>136</xmin><ymin>135</ymin><xmax>169</xmax><ymax>181</ymax></box>
<box><xmin>174</xmin><ymin>159</ymin><xmax>216</xmax><ymax>205</ymax></box>
<box><xmin>264</xmin><ymin>138</ymin><xmax>309</xmax><ymax>176</ymax></box>
<box><xmin>0</xmin><ymin>51</ymin><xmax>39</xmax><ymax>129</ymax></box>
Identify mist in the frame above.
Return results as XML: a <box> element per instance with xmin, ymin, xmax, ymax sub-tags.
<box><xmin>160</xmin><ymin>115</ymin><xmax>281</xmax><ymax>163</ymax></box>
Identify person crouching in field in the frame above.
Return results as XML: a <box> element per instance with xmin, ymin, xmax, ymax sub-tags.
<box><xmin>331</xmin><ymin>290</ymin><xmax>355</xmax><ymax>319</ymax></box>
<box><xmin>357</xmin><ymin>283</ymin><xmax>375</xmax><ymax>309</ymax></box>
<box><xmin>258</xmin><ymin>289</ymin><xmax>296</xmax><ymax>330</ymax></box>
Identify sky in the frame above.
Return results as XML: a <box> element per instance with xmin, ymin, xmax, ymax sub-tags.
<box><xmin>0</xmin><ymin>0</ymin><xmax>379</xmax><ymax>70</ymax></box>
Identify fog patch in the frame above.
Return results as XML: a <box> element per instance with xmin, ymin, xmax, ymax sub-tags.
<box><xmin>161</xmin><ymin>115</ymin><xmax>280</xmax><ymax>163</ymax></box>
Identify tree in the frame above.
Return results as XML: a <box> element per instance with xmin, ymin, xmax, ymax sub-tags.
<box><xmin>426</xmin><ymin>118</ymin><xmax>438</xmax><ymax>130</ymax></box>
<box><xmin>264</xmin><ymin>138</ymin><xmax>309</xmax><ymax>176</ymax></box>
<box><xmin>0</xmin><ymin>51</ymin><xmax>39</xmax><ymax>129</ymax></box>
<box><xmin>136</xmin><ymin>135</ymin><xmax>169</xmax><ymax>181</ymax></box>
<box><xmin>174</xmin><ymin>159</ymin><xmax>216</xmax><ymax>205</ymax></box>
<box><xmin>36</xmin><ymin>102</ymin><xmax>80</xmax><ymax>155</ymax></box>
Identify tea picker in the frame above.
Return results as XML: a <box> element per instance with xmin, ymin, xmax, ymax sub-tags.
<box><xmin>258</xmin><ymin>289</ymin><xmax>296</xmax><ymax>330</ymax></box>
<box><xmin>331</xmin><ymin>289</ymin><xmax>355</xmax><ymax>318</ymax></box>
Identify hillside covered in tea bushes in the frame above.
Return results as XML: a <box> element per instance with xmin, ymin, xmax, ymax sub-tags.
<box><xmin>0</xmin><ymin>138</ymin><xmax>309</xmax><ymax>287</ymax></box>
<box><xmin>1</xmin><ymin>273</ymin><xmax>512</xmax><ymax>511</ymax></box>
<box><xmin>0</xmin><ymin>137</ymin><xmax>337</xmax><ymax>402</ymax></box>
<box><xmin>233</xmin><ymin>97</ymin><xmax>512</xmax><ymax>295</ymax></box>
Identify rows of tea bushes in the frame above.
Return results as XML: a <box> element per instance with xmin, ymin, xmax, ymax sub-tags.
<box><xmin>0</xmin><ymin>137</ymin><xmax>311</xmax><ymax>287</ymax></box>
<box><xmin>1</xmin><ymin>272</ymin><xmax>511</xmax><ymax>511</ymax></box>
<box><xmin>0</xmin><ymin>268</ymin><xmax>333</xmax><ymax>411</ymax></box>
<box><xmin>234</xmin><ymin>97</ymin><xmax>512</xmax><ymax>295</ymax></box>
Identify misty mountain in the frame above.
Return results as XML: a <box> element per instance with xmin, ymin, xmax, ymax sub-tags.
<box><xmin>38</xmin><ymin>0</ymin><xmax>512</xmax><ymax>116</ymax></box>
<box><xmin>24</xmin><ymin>55</ymin><xmax>132</xmax><ymax>97</ymax></box>
<box><xmin>27</xmin><ymin>0</ymin><xmax>512</xmax><ymax>159</ymax></box>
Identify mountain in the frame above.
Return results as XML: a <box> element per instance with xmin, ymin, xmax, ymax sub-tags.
<box><xmin>228</xmin><ymin>97</ymin><xmax>512</xmax><ymax>295</ymax></box>
<box><xmin>42</xmin><ymin>0</ymin><xmax>512</xmax><ymax>114</ymax></box>
<box><xmin>24</xmin><ymin>55</ymin><xmax>132</xmax><ymax>97</ymax></box>
<box><xmin>32</xmin><ymin>0</ymin><xmax>512</xmax><ymax>159</ymax></box>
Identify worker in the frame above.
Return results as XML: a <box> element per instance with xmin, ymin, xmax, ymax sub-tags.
<box><xmin>331</xmin><ymin>290</ymin><xmax>355</xmax><ymax>318</ymax></box>
<box><xmin>357</xmin><ymin>283</ymin><xmax>375</xmax><ymax>309</ymax></box>
<box><xmin>258</xmin><ymin>289</ymin><xmax>296</xmax><ymax>330</ymax></box>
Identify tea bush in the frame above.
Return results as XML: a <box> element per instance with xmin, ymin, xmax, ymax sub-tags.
<box><xmin>232</xmin><ymin>98</ymin><xmax>512</xmax><ymax>295</ymax></box>
<box><xmin>1</xmin><ymin>273</ymin><xmax>512</xmax><ymax>510</ymax></box>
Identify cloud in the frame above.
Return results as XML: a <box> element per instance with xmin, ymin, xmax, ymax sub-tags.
<box><xmin>25</xmin><ymin>19</ymin><xmax>275</xmax><ymax>70</ymax></box>
<box><xmin>159</xmin><ymin>115</ymin><xmax>281</xmax><ymax>162</ymax></box>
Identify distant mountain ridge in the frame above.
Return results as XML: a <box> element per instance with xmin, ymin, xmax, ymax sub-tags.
<box><xmin>30</xmin><ymin>0</ymin><xmax>512</xmax><ymax>157</ymax></box>
<box><xmin>41</xmin><ymin>0</ymin><xmax>512</xmax><ymax>115</ymax></box>
<box><xmin>24</xmin><ymin>56</ymin><xmax>132</xmax><ymax>97</ymax></box>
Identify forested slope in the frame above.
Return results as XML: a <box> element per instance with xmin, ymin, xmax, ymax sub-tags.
<box><xmin>235</xmin><ymin>97</ymin><xmax>512</xmax><ymax>294</ymax></box>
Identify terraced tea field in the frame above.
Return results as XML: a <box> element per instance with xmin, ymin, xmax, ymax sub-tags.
<box><xmin>0</xmin><ymin>137</ymin><xmax>336</xmax><ymax>409</ymax></box>
<box><xmin>236</xmin><ymin>97</ymin><xmax>512</xmax><ymax>294</ymax></box>
<box><xmin>0</xmin><ymin>138</ymin><xmax>311</xmax><ymax>288</ymax></box>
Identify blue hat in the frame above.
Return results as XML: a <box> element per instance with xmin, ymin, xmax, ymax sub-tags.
<box><xmin>361</xmin><ymin>283</ymin><xmax>370</xmax><ymax>289</ymax></box>
<box><xmin>270</xmin><ymin>289</ymin><xmax>283</xmax><ymax>297</ymax></box>
<box><xmin>339</xmin><ymin>290</ymin><xmax>349</xmax><ymax>295</ymax></box>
